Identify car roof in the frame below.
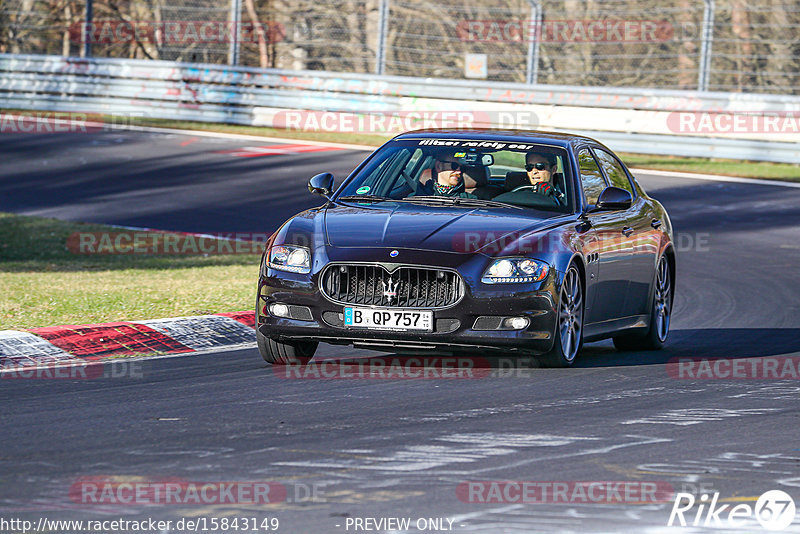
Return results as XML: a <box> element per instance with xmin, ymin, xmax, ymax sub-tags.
<box><xmin>393</xmin><ymin>128</ymin><xmax>605</xmax><ymax>150</ymax></box>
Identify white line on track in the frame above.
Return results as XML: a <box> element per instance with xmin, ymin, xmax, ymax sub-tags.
<box><xmin>629</xmin><ymin>167</ymin><xmax>800</xmax><ymax>189</ymax></box>
<box><xmin>133</xmin><ymin>124</ymin><xmax>377</xmax><ymax>151</ymax></box>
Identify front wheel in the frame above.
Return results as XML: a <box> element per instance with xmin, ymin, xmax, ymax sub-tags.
<box><xmin>613</xmin><ymin>254</ymin><xmax>672</xmax><ymax>351</ymax></box>
<box><xmin>538</xmin><ymin>264</ymin><xmax>584</xmax><ymax>368</ymax></box>
<box><xmin>257</xmin><ymin>329</ymin><xmax>317</xmax><ymax>364</ymax></box>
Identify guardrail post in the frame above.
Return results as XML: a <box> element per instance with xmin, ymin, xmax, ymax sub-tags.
<box><xmin>525</xmin><ymin>0</ymin><xmax>541</xmax><ymax>85</ymax></box>
<box><xmin>82</xmin><ymin>0</ymin><xmax>93</xmax><ymax>58</ymax></box>
<box><xmin>228</xmin><ymin>0</ymin><xmax>242</xmax><ymax>65</ymax></box>
<box><xmin>376</xmin><ymin>0</ymin><xmax>389</xmax><ymax>74</ymax></box>
<box><xmin>698</xmin><ymin>0</ymin><xmax>715</xmax><ymax>91</ymax></box>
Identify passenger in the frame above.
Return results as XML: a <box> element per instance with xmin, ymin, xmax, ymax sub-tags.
<box><xmin>419</xmin><ymin>155</ymin><xmax>478</xmax><ymax>199</ymax></box>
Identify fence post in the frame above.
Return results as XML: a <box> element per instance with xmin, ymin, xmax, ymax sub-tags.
<box><xmin>83</xmin><ymin>0</ymin><xmax>93</xmax><ymax>57</ymax></box>
<box><xmin>526</xmin><ymin>0</ymin><xmax>541</xmax><ymax>84</ymax></box>
<box><xmin>228</xmin><ymin>0</ymin><xmax>242</xmax><ymax>65</ymax></box>
<box><xmin>698</xmin><ymin>0</ymin><xmax>715</xmax><ymax>91</ymax></box>
<box><xmin>376</xmin><ymin>0</ymin><xmax>389</xmax><ymax>74</ymax></box>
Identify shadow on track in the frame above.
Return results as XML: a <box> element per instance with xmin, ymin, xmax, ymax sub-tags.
<box><xmin>576</xmin><ymin>327</ymin><xmax>800</xmax><ymax>367</ymax></box>
<box><xmin>271</xmin><ymin>328</ymin><xmax>800</xmax><ymax>373</ymax></box>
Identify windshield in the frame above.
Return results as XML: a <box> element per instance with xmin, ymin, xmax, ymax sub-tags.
<box><xmin>336</xmin><ymin>138</ymin><xmax>574</xmax><ymax>213</ymax></box>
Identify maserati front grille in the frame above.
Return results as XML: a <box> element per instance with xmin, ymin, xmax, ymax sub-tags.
<box><xmin>321</xmin><ymin>264</ymin><xmax>463</xmax><ymax>308</ymax></box>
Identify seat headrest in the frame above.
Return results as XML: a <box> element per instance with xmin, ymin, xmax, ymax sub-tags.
<box><xmin>504</xmin><ymin>171</ymin><xmax>529</xmax><ymax>191</ymax></box>
<box><xmin>462</xmin><ymin>165</ymin><xmax>489</xmax><ymax>188</ymax></box>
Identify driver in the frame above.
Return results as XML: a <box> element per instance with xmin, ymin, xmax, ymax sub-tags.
<box><xmin>524</xmin><ymin>152</ymin><xmax>558</xmax><ymax>196</ymax></box>
<box><xmin>491</xmin><ymin>151</ymin><xmax>563</xmax><ymax>207</ymax></box>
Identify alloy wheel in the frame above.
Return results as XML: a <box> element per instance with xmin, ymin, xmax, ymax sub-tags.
<box><xmin>654</xmin><ymin>256</ymin><xmax>671</xmax><ymax>342</ymax></box>
<box><xmin>558</xmin><ymin>266</ymin><xmax>583</xmax><ymax>362</ymax></box>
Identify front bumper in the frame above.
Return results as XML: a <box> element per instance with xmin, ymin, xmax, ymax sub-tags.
<box><xmin>257</xmin><ymin>250</ymin><xmax>559</xmax><ymax>355</ymax></box>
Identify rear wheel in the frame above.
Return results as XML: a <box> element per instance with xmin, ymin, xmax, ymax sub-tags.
<box><xmin>613</xmin><ymin>254</ymin><xmax>672</xmax><ymax>351</ymax></box>
<box><xmin>538</xmin><ymin>264</ymin><xmax>583</xmax><ymax>368</ymax></box>
<box><xmin>257</xmin><ymin>329</ymin><xmax>317</xmax><ymax>364</ymax></box>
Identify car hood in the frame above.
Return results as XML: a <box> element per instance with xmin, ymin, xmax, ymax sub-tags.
<box><xmin>323</xmin><ymin>201</ymin><xmax>557</xmax><ymax>253</ymax></box>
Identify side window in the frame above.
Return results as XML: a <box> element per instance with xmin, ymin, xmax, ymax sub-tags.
<box><xmin>350</xmin><ymin>148</ymin><xmax>409</xmax><ymax>196</ymax></box>
<box><xmin>594</xmin><ymin>148</ymin><xmax>634</xmax><ymax>195</ymax></box>
<box><xmin>578</xmin><ymin>149</ymin><xmax>606</xmax><ymax>206</ymax></box>
<box><xmin>405</xmin><ymin>148</ymin><xmax>424</xmax><ymax>176</ymax></box>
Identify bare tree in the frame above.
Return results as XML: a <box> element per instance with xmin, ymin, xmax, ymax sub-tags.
<box><xmin>245</xmin><ymin>0</ymin><xmax>268</xmax><ymax>67</ymax></box>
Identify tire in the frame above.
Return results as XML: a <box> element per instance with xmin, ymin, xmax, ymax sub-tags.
<box><xmin>257</xmin><ymin>328</ymin><xmax>318</xmax><ymax>365</ymax></box>
<box><xmin>538</xmin><ymin>264</ymin><xmax>584</xmax><ymax>368</ymax></box>
<box><xmin>613</xmin><ymin>254</ymin><xmax>672</xmax><ymax>351</ymax></box>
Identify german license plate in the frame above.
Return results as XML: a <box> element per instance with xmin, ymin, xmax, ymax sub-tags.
<box><xmin>343</xmin><ymin>307</ymin><xmax>433</xmax><ymax>331</ymax></box>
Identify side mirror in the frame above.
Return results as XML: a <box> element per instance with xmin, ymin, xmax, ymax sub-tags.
<box><xmin>308</xmin><ymin>173</ymin><xmax>334</xmax><ymax>196</ymax></box>
<box><xmin>481</xmin><ymin>154</ymin><xmax>494</xmax><ymax>166</ymax></box>
<box><xmin>595</xmin><ymin>186</ymin><xmax>632</xmax><ymax>210</ymax></box>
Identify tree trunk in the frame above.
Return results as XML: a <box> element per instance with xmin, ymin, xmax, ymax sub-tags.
<box><xmin>245</xmin><ymin>0</ymin><xmax>269</xmax><ymax>68</ymax></box>
<box><xmin>730</xmin><ymin>0</ymin><xmax>753</xmax><ymax>91</ymax></box>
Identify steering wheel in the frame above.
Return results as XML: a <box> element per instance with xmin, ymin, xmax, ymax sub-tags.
<box><xmin>400</xmin><ymin>170</ymin><xmax>418</xmax><ymax>194</ymax></box>
<box><xmin>510</xmin><ymin>184</ymin><xmax>564</xmax><ymax>206</ymax></box>
<box><xmin>511</xmin><ymin>185</ymin><xmax>537</xmax><ymax>193</ymax></box>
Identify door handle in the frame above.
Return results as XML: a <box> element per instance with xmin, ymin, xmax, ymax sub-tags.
<box><xmin>622</xmin><ymin>226</ymin><xmax>634</xmax><ymax>237</ymax></box>
<box><xmin>651</xmin><ymin>219</ymin><xmax>662</xmax><ymax>229</ymax></box>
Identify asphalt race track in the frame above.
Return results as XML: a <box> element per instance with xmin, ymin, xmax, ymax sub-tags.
<box><xmin>0</xmin><ymin>129</ymin><xmax>370</xmax><ymax>233</ymax></box>
<box><xmin>2</xmin><ymin>129</ymin><xmax>800</xmax><ymax>533</ymax></box>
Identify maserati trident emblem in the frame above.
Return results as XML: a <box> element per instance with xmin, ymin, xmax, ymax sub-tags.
<box><xmin>389</xmin><ymin>250</ymin><xmax>399</xmax><ymax>257</ymax></box>
<box><xmin>382</xmin><ymin>277</ymin><xmax>398</xmax><ymax>303</ymax></box>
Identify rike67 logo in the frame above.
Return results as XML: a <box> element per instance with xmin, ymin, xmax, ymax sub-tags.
<box><xmin>669</xmin><ymin>490</ymin><xmax>796</xmax><ymax>531</ymax></box>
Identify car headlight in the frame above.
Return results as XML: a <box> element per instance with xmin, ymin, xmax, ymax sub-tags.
<box><xmin>267</xmin><ymin>245</ymin><xmax>311</xmax><ymax>274</ymax></box>
<box><xmin>482</xmin><ymin>258</ymin><xmax>549</xmax><ymax>283</ymax></box>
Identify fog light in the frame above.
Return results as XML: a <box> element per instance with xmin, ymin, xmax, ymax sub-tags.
<box><xmin>504</xmin><ymin>317</ymin><xmax>529</xmax><ymax>330</ymax></box>
<box><xmin>269</xmin><ymin>303</ymin><xmax>290</xmax><ymax>318</ymax></box>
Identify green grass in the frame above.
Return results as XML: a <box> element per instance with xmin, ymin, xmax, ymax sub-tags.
<box><xmin>0</xmin><ymin>213</ymin><xmax>261</xmax><ymax>330</ymax></box>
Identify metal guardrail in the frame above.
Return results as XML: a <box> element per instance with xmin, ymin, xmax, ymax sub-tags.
<box><xmin>1</xmin><ymin>53</ymin><xmax>799</xmax><ymax>164</ymax></box>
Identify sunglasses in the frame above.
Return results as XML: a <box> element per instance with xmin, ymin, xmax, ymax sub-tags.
<box><xmin>525</xmin><ymin>162</ymin><xmax>549</xmax><ymax>171</ymax></box>
<box><xmin>439</xmin><ymin>161</ymin><xmax>461</xmax><ymax>171</ymax></box>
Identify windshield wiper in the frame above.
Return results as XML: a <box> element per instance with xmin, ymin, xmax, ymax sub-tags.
<box><xmin>400</xmin><ymin>195</ymin><xmax>457</xmax><ymax>202</ymax></box>
<box><xmin>401</xmin><ymin>196</ymin><xmax>522</xmax><ymax>210</ymax></box>
<box><xmin>454</xmin><ymin>197</ymin><xmax>524</xmax><ymax>210</ymax></box>
<box><xmin>336</xmin><ymin>195</ymin><xmax>392</xmax><ymax>203</ymax></box>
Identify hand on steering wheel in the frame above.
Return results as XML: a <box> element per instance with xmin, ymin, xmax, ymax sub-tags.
<box><xmin>512</xmin><ymin>183</ymin><xmax>553</xmax><ymax>195</ymax></box>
